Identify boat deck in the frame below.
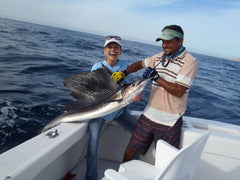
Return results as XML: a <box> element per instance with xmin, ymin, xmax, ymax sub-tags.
<box><xmin>0</xmin><ymin>113</ymin><xmax>239</xmax><ymax>180</ymax></box>
<box><xmin>73</xmin><ymin>158</ymin><xmax>120</xmax><ymax>180</ymax></box>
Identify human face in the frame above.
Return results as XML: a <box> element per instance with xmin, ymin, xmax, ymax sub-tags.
<box><xmin>104</xmin><ymin>42</ymin><xmax>121</xmax><ymax>62</ymax></box>
<box><xmin>162</xmin><ymin>38</ymin><xmax>183</xmax><ymax>56</ymax></box>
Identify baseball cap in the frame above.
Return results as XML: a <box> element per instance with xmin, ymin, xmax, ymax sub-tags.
<box><xmin>156</xmin><ymin>29</ymin><xmax>183</xmax><ymax>42</ymax></box>
<box><xmin>104</xmin><ymin>36</ymin><xmax>121</xmax><ymax>47</ymax></box>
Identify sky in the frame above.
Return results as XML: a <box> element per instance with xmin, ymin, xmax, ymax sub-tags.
<box><xmin>0</xmin><ymin>0</ymin><xmax>240</xmax><ymax>59</ymax></box>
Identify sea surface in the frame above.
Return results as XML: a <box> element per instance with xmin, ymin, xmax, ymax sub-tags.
<box><xmin>0</xmin><ymin>18</ymin><xmax>239</xmax><ymax>154</ymax></box>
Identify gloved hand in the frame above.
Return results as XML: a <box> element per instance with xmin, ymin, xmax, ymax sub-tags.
<box><xmin>111</xmin><ymin>70</ymin><xmax>127</xmax><ymax>83</ymax></box>
<box><xmin>143</xmin><ymin>67</ymin><xmax>159</xmax><ymax>81</ymax></box>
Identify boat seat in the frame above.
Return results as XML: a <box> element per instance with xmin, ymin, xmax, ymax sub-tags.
<box><xmin>102</xmin><ymin>130</ymin><xmax>212</xmax><ymax>180</ymax></box>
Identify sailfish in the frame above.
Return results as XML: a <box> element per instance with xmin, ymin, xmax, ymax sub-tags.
<box><xmin>41</xmin><ymin>66</ymin><xmax>149</xmax><ymax>132</ymax></box>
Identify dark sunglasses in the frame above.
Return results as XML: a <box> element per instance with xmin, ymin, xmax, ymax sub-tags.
<box><xmin>106</xmin><ymin>36</ymin><xmax>121</xmax><ymax>40</ymax></box>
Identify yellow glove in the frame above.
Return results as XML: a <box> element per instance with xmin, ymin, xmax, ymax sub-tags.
<box><xmin>111</xmin><ymin>71</ymin><xmax>127</xmax><ymax>83</ymax></box>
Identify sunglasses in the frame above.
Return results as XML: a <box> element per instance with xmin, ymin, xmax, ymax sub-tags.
<box><xmin>106</xmin><ymin>36</ymin><xmax>121</xmax><ymax>40</ymax></box>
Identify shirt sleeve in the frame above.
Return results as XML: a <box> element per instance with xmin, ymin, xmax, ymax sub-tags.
<box><xmin>91</xmin><ymin>62</ymin><xmax>102</xmax><ymax>71</ymax></box>
<box><xmin>175</xmin><ymin>55</ymin><xmax>198</xmax><ymax>88</ymax></box>
<box><xmin>143</xmin><ymin>53</ymin><xmax>163</xmax><ymax>69</ymax></box>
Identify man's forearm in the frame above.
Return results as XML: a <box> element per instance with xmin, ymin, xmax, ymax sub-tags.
<box><xmin>155</xmin><ymin>77</ymin><xmax>188</xmax><ymax>97</ymax></box>
<box><xmin>125</xmin><ymin>61</ymin><xmax>143</xmax><ymax>74</ymax></box>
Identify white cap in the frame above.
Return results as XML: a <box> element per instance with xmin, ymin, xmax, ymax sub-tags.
<box><xmin>104</xmin><ymin>38</ymin><xmax>121</xmax><ymax>47</ymax></box>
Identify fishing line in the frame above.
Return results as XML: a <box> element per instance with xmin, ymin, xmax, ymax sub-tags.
<box><xmin>70</xmin><ymin>107</ymin><xmax>125</xmax><ymax>174</ymax></box>
<box><xmin>100</xmin><ymin>107</ymin><xmax>125</xmax><ymax>137</ymax></box>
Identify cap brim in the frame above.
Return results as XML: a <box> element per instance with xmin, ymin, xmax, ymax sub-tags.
<box><xmin>156</xmin><ymin>29</ymin><xmax>183</xmax><ymax>42</ymax></box>
<box><xmin>156</xmin><ymin>34</ymin><xmax>175</xmax><ymax>42</ymax></box>
<box><xmin>104</xmin><ymin>39</ymin><xmax>121</xmax><ymax>47</ymax></box>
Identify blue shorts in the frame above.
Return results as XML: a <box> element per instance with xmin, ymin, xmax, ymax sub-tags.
<box><xmin>127</xmin><ymin>114</ymin><xmax>183</xmax><ymax>155</ymax></box>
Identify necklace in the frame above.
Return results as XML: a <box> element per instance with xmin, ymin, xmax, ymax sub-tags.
<box><xmin>161</xmin><ymin>46</ymin><xmax>186</xmax><ymax>67</ymax></box>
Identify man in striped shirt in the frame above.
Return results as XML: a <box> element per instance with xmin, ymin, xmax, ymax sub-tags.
<box><xmin>111</xmin><ymin>25</ymin><xmax>198</xmax><ymax>162</ymax></box>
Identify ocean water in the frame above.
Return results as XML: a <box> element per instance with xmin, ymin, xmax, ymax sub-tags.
<box><xmin>0</xmin><ymin>18</ymin><xmax>239</xmax><ymax>154</ymax></box>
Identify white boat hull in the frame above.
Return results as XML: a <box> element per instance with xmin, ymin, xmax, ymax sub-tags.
<box><xmin>0</xmin><ymin>111</ymin><xmax>239</xmax><ymax>180</ymax></box>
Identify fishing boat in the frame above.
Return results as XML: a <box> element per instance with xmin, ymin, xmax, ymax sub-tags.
<box><xmin>0</xmin><ymin>111</ymin><xmax>239</xmax><ymax>180</ymax></box>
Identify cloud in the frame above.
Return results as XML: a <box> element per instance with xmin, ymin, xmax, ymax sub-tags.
<box><xmin>0</xmin><ymin>0</ymin><xmax>239</xmax><ymax>58</ymax></box>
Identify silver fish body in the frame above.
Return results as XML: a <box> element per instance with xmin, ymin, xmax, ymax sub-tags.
<box><xmin>41</xmin><ymin>78</ymin><xmax>149</xmax><ymax>132</ymax></box>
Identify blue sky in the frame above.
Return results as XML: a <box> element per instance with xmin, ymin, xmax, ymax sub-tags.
<box><xmin>0</xmin><ymin>0</ymin><xmax>240</xmax><ymax>58</ymax></box>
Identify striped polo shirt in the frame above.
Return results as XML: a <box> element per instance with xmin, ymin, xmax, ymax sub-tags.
<box><xmin>142</xmin><ymin>51</ymin><xmax>198</xmax><ymax>126</ymax></box>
